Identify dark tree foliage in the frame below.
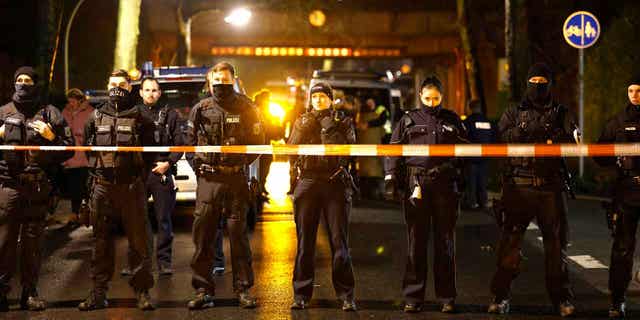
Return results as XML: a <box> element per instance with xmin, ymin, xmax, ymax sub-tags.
<box><xmin>584</xmin><ymin>3</ymin><xmax>640</xmax><ymax>142</ymax></box>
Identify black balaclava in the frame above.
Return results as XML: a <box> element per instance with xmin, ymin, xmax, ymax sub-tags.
<box><xmin>12</xmin><ymin>66</ymin><xmax>39</xmax><ymax>110</ymax></box>
<box><xmin>525</xmin><ymin>62</ymin><xmax>553</xmax><ymax>107</ymax></box>
<box><xmin>108</xmin><ymin>86</ymin><xmax>133</xmax><ymax>109</ymax></box>
<box><xmin>212</xmin><ymin>83</ymin><xmax>235</xmax><ymax>103</ymax></box>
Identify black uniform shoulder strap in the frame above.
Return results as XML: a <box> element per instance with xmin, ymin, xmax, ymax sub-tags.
<box><xmin>403</xmin><ymin>111</ymin><xmax>417</xmax><ymax>128</ymax></box>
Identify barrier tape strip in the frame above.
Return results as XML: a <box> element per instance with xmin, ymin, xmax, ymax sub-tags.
<box><xmin>0</xmin><ymin>143</ymin><xmax>634</xmax><ymax>157</ymax></box>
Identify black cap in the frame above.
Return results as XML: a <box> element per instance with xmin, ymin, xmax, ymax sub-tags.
<box><xmin>527</xmin><ymin>62</ymin><xmax>553</xmax><ymax>82</ymax></box>
<box><xmin>630</xmin><ymin>74</ymin><xmax>640</xmax><ymax>87</ymax></box>
<box><xmin>420</xmin><ymin>75</ymin><xmax>442</xmax><ymax>92</ymax></box>
<box><xmin>14</xmin><ymin>66</ymin><xmax>37</xmax><ymax>83</ymax></box>
<box><xmin>310</xmin><ymin>82</ymin><xmax>333</xmax><ymax>100</ymax></box>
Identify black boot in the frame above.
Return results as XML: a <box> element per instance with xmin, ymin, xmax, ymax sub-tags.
<box><xmin>238</xmin><ymin>291</ymin><xmax>257</xmax><ymax>309</ymax></box>
<box><xmin>136</xmin><ymin>290</ymin><xmax>155</xmax><ymax>311</ymax></box>
<box><xmin>20</xmin><ymin>287</ymin><xmax>46</xmax><ymax>311</ymax></box>
<box><xmin>187</xmin><ymin>291</ymin><xmax>215</xmax><ymax>310</ymax></box>
<box><xmin>557</xmin><ymin>300</ymin><xmax>576</xmax><ymax>317</ymax></box>
<box><xmin>78</xmin><ymin>289</ymin><xmax>108</xmax><ymax>311</ymax></box>
<box><xmin>487</xmin><ymin>297</ymin><xmax>510</xmax><ymax>314</ymax></box>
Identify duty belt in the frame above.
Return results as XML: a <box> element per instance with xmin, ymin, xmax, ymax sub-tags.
<box><xmin>511</xmin><ymin>176</ymin><xmax>547</xmax><ymax>187</ymax></box>
<box><xmin>3</xmin><ymin>171</ymin><xmax>47</xmax><ymax>184</ymax></box>
<box><xmin>94</xmin><ymin>175</ymin><xmax>140</xmax><ymax>185</ymax></box>
<box><xmin>198</xmin><ymin>164</ymin><xmax>244</xmax><ymax>175</ymax></box>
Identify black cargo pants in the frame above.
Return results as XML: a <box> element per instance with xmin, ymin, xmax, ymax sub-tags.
<box><xmin>191</xmin><ymin>173</ymin><xmax>253</xmax><ymax>295</ymax></box>
<box><xmin>402</xmin><ymin>178</ymin><xmax>459</xmax><ymax>303</ymax></box>
<box><xmin>490</xmin><ymin>182</ymin><xmax>573</xmax><ymax>305</ymax></box>
<box><xmin>292</xmin><ymin>177</ymin><xmax>355</xmax><ymax>301</ymax></box>
<box><xmin>0</xmin><ymin>175</ymin><xmax>50</xmax><ymax>296</ymax></box>
<box><xmin>609</xmin><ymin>200</ymin><xmax>640</xmax><ymax>303</ymax></box>
<box><xmin>90</xmin><ymin>178</ymin><xmax>154</xmax><ymax>293</ymax></box>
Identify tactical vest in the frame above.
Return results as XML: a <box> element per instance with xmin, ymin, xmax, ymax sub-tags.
<box><xmin>92</xmin><ymin>109</ymin><xmax>143</xmax><ymax>169</ymax></box>
<box><xmin>616</xmin><ymin>119</ymin><xmax>640</xmax><ymax>172</ymax></box>
<box><xmin>299</xmin><ymin>110</ymin><xmax>350</xmax><ymax>174</ymax></box>
<box><xmin>509</xmin><ymin>104</ymin><xmax>566</xmax><ymax>177</ymax></box>
<box><xmin>194</xmin><ymin>103</ymin><xmax>244</xmax><ymax>167</ymax></box>
<box><xmin>153</xmin><ymin>106</ymin><xmax>171</xmax><ymax>145</ymax></box>
<box><xmin>1</xmin><ymin>104</ymin><xmax>50</xmax><ymax>172</ymax></box>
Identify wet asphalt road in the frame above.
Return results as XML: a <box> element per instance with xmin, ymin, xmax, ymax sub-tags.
<box><xmin>1</xmin><ymin>198</ymin><xmax>638</xmax><ymax>319</ymax></box>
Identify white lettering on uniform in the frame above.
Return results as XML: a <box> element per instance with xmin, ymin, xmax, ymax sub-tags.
<box><xmin>475</xmin><ymin>122</ymin><xmax>491</xmax><ymax>130</ymax></box>
<box><xmin>625</xmin><ymin>127</ymin><xmax>636</xmax><ymax>131</ymax></box>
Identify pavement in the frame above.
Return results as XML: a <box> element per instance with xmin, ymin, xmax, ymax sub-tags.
<box><xmin>1</xmin><ymin>197</ymin><xmax>639</xmax><ymax>319</ymax></box>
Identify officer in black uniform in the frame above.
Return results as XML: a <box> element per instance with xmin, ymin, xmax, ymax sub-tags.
<box><xmin>185</xmin><ymin>62</ymin><xmax>263</xmax><ymax>310</ymax></box>
<box><xmin>288</xmin><ymin>82</ymin><xmax>357</xmax><ymax>311</ymax></box>
<box><xmin>594</xmin><ymin>75</ymin><xmax>640</xmax><ymax>319</ymax></box>
<box><xmin>124</xmin><ymin>77</ymin><xmax>182</xmax><ymax>276</ymax></box>
<box><xmin>384</xmin><ymin>75</ymin><xmax>467</xmax><ymax>314</ymax></box>
<box><xmin>488</xmin><ymin>63</ymin><xmax>579</xmax><ymax>317</ymax></box>
<box><xmin>0</xmin><ymin>66</ymin><xmax>74</xmax><ymax>311</ymax></box>
<box><xmin>79</xmin><ymin>70</ymin><xmax>155</xmax><ymax>311</ymax></box>
<box><xmin>463</xmin><ymin>99</ymin><xmax>495</xmax><ymax>209</ymax></box>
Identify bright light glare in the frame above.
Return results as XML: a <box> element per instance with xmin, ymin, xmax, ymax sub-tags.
<box><xmin>268</xmin><ymin>101</ymin><xmax>286</xmax><ymax>123</ymax></box>
<box><xmin>263</xmin><ymin>161</ymin><xmax>293</xmax><ymax>213</ymax></box>
<box><xmin>225</xmin><ymin>8</ymin><xmax>252</xmax><ymax>27</ymax></box>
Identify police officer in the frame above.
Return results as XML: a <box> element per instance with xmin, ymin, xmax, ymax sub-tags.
<box><xmin>122</xmin><ymin>77</ymin><xmax>182</xmax><ymax>276</ymax></box>
<box><xmin>463</xmin><ymin>99</ymin><xmax>495</xmax><ymax>209</ymax></box>
<box><xmin>384</xmin><ymin>75</ymin><xmax>467</xmax><ymax>314</ymax></box>
<box><xmin>79</xmin><ymin>70</ymin><xmax>155</xmax><ymax>311</ymax></box>
<box><xmin>0</xmin><ymin>66</ymin><xmax>74</xmax><ymax>311</ymax></box>
<box><xmin>488</xmin><ymin>63</ymin><xmax>579</xmax><ymax>317</ymax></box>
<box><xmin>594</xmin><ymin>75</ymin><xmax>640</xmax><ymax>318</ymax></box>
<box><xmin>185</xmin><ymin>62</ymin><xmax>263</xmax><ymax>309</ymax></box>
<box><xmin>288</xmin><ymin>82</ymin><xmax>357</xmax><ymax>311</ymax></box>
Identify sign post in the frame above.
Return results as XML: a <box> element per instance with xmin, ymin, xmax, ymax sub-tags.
<box><xmin>563</xmin><ymin>11</ymin><xmax>600</xmax><ymax>177</ymax></box>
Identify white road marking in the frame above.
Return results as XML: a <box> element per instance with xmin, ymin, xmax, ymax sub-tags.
<box><xmin>569</xmin><ymin>255</ymin><xmax>608</xmax><ymax>269</ymax></box>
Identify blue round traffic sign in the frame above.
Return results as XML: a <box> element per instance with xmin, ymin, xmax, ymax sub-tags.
<box><xmin>563</xmin><ymin>11</ymin><xmax>600</xmax><ymax>49</ymax></box>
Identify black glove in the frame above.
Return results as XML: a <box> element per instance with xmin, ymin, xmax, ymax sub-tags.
<box><xmin>384</xmin><ymin>177</ymin><xmax>396</xmax><ymax>201</ymax></box>
<box><xmin>297</xmin><ymin>112</ymin><xmax>319</xmax><ymax>135</ymax></box>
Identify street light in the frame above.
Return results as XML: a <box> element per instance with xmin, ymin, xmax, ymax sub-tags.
<box><xmin>224</xmin><ymin>8</ymin><xmax>252</xmax><ymax>27</ymax></box>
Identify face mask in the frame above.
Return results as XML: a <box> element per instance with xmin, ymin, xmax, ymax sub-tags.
<box><xmin>212</xmin><ymin>84</ymin><xmax>234</xmax><ymax>101</ymax></box>
<box><xmin>13</xmin><ymin>83</ymin><xmax>37</xmax><ymax>102</ymax></box>
<box><xmin>109</xmin><ymin>87</ymin><xmax>131</xmax><ymax>107</ymax></box>
<box><xmin>526</xmin><ymin>82</ymin><xmax>551</xmax><ymax>105</ymax></box>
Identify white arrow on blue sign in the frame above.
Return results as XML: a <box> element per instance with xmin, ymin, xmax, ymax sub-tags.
<box><xmin>563</xmin><ymin>11</ymin><xmax>600</xmax><ymax>49</ymax></box>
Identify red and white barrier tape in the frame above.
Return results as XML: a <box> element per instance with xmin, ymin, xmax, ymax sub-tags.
<box><xmin>0</xmin><ymin>143</ymin><xmax>636</xmax><ymax>157</ymax></box>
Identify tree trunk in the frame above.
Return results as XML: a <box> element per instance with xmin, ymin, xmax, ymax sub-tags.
<box><xmin>114</xmin><ymin>0</ymin><xmax>142</xmax><ymax>71</ymax></box>
<box><xmin>175</xmin><ymin>0</ymin><xmax>188</xmax><ymax>66</ymax></box>
<box><xmin>457</xmin><ymin>0</ymin><xmax>486</xmax><ymax>114</ymax></box>
<box><xmin>505</xmin><ymin>0</ymin><xmax>515</xmax><ymax>102</ymax></box>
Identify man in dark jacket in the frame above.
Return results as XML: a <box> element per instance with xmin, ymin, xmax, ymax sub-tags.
<box><xmin>384</xmin><ymin>75</ymin><xmax>467</xmax><ymax>313</ymax></box>
<box><xmin>463</xmin><ymin>99</ymin><xmax>495</xmax><ymax>209</ymax></box>
<box><xmin>120</xmin><ymin>77</ymin><xmax>183</xmax><ymax>277</ymax></box>
<box><xmin>79</xmin><ymin>70</ymin><xmax>156</xmax><ymax>311</ymax></box>
<box><xmin>488</xmin><ymin>63</ymin><xmax>579</xmax><ymax>317</ymax></box>
<box><xmin>185</xmin><ymin>62</ymin><xmax>264</xmax><ymax>310</ymax></box>
<box><xmin>594</xmin><ymin>75</ymin><xmax>640</xmax><ymax>319</ymax></box>
<box><xmin>0</xmin><ymin>66</ymin><xmax>74</xmax><ymax>311</ymax></box>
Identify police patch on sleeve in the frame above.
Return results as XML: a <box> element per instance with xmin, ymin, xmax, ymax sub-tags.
<box><xmin>253</xmin><ymin>123</ymin><xmax>261</xmax><ymax>135</ymax></box>
<box><xmin>64</xmin><ymin>127</ymin><xmax>72</xmax><ymax>137</ymax></box>
<box><xmin>187</xmin><ymin>120</ymin><xmax>194</xmax><ymax>128</ymax></box>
